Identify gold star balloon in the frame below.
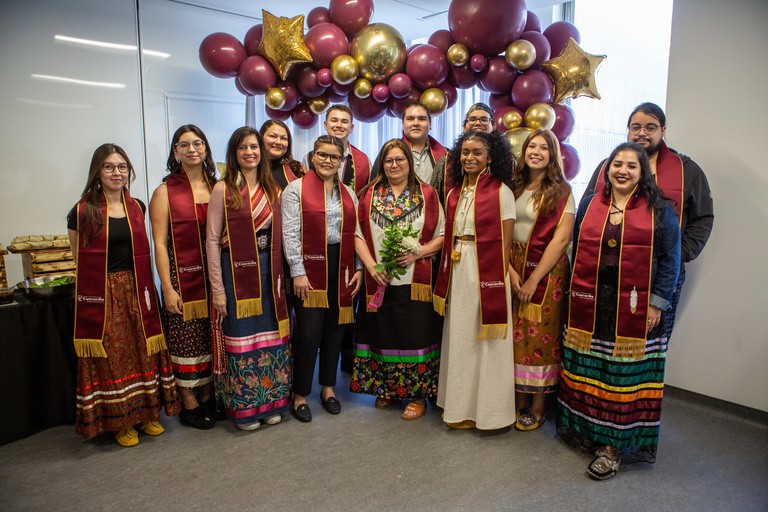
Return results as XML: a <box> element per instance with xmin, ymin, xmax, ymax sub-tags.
<box><xmin>541</xmin><ymin>37</ymin><xmax>606</xmax><ymax>104</ymax></box>
<box><xmin>257</xmin><ymin>10</ymin><xmax>313</xmax><ymax>80</ymax></box>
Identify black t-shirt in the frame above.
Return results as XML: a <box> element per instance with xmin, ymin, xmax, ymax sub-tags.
<box><xmin>67</xmin><ymin>199</ymin><xmax>146</xmax><ymax>273</ymax></box>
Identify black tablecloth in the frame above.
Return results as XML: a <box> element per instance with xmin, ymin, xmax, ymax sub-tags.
<box><xmin>0</xmin><ymin>294</ymin><xmax>77</xmax><ymax>445</ymax></box>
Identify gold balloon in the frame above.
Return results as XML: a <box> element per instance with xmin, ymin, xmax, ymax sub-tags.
<box><xmin>256</xmin><ymin>10</ymin><xmax>312</xmax><ymax>80</ymax></box>
<box><xmin>353</xmin><ymin>78</ymin><xmax>372</xmax><ymax>99</ymax></box>
<box><xmin>504</xmin><ymin>127</ymin><xmax>533</xmax><ymax>161</ymax></box>
<box><xmin>524</xmin><ymin>103</ymin><xmax>556</xmax><ymax>130</ymax></box>
<box><xmin>308</xmin><ymin>96</ymin><xmax>330</xmax><ymax>115</ymax></box>
<box><xmin>330</xmin><ymin>54</ymin><xmax>359</xmax><ymax>85</ymax></box>
<box><xmin>265</xmin><ymin>87</ymin><xmax>286</xmax><ymax>110</ymax></box>
<box><xmin>447</xmin><ymin>43</ymin><xmax>469</xmax><ymax>67</ymax></box>
<box><xmin>505</xmin><ymin>39</ymin><xmax>536</xmax><ymax>71</ymax></box>
<box><xmin>503</xmin><ymin>110</ymin><xmax>524</xmax><ymax>130</ymax></box>
<box><xmin>349</xmin><ymin>23</ymin><xmax>407</xmax><ymax>84</ymax></box>
<box><xmin>541</xmin><ymin>37</ymin><xmax>606</xmax><ymax>104</ymax></box>
<box><xmin>420</xmin><ymin>88</ymin><xmax>447</xmax><ymax>115</ymax></box>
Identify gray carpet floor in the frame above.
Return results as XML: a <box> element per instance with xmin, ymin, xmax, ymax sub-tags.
<box><xmin>1</xmin><ymin>378</ymin><xmax>766</xmax><ymax>512</ymax></box>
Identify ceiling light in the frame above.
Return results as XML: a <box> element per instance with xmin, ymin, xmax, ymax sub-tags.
<box><xmin>54</xmin><ymin>35</ymin><xmax>170</xmax><ymax>58</ymax></box>
<box><xmin>31</xmin><ymin>74</ymin><xmax>126</xmax><ymax>89</ymax></box>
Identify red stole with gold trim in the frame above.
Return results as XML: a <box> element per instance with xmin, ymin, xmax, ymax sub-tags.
<box><xmin>281</xmin><ymin>162</ymin><xmax>298</xmax><ymax>183</ymax></box>
<box><xmin>299</xmin><ymin>170</ymin><xmax>357</xmax><ymax>323</ymax></box>
<box><xmin>74</xmin><ymin>190</ymin><xmax>166</xmax><ymax>358</ymax></box>
<box><xmin>348</xmin><ymin>144</ymin><xmax>370</xmax><ymax>195</ymax></box>
<box><xmin>401</xmin><ymin>135</ymin><xmax>447</xmax><ymax>166</ymax></box>
<box><xmin>433</xmin><ymin>173</ymin><xmax>509</xmax><ymax>340</ymax></box>
<box><xmin>566</xmin><ymin>192</ymin><xmax>654</xmax><ymax>358</ymax></box>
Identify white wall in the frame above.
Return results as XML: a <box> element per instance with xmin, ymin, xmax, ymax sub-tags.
<box><xmin>664</xmin><ymin>0</ymin><xmax>768</xmax><ymax>411</ymax></box>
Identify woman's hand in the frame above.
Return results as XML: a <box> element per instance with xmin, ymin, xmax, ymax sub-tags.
<box><xmin>395</xmin><ymin>247</ymin><xmax>421</xmax><ymax>268</ymax></box>
<box><xmin>163</xmin><ymin>288</ymin><xmax>183</xmax><ymax>315</ymax></box>
<box><xmin>349</xmin><ymin>269</ymin><xmax>363</xmax><ymax>298</ymax></box>
<box><xmin>517</xmin><ymin>278</ymin><xmax>540</xmax><ymax>304</ymax></box>
<box><xmin>212</xmin><ymin>292</ymin><xmax>227</xmax><ymax>320</ymax></box>
<box><xmin>509</xmin><ymin>266</ymin><xmax>522</xmax><ymax>295</ymax></box>
<box><xmin>293</xmin><ymin>275</ymin><xmax>313</xmax><ymax>302</ymax></box>
<box><xmin>647</xmin><ymin>305</ymin><xmax>662</xmax><ymax>332</ymax></box>
<box><xmin>366</xmin><ymin>264</ymin><xmax>389</xmax><ymax>287</ymax></box>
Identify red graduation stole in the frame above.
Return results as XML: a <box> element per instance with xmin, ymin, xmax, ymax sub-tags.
<box><xmin>73</xmin><ymin>190</ymin><xmax>166</xmax><ymax>358</ymax></box>
<box><xmin>518</xmin><ymin>183</ymin><xmax>571</xmax><ymax>322</ymax></box>
<box><xmin>222</xmin><ymin>179</ymin><xmax>289</xmax><ymax>336</ymax></box>
<box><xmin>348</xmin><ymin>144</ymin><xmax>370</xmax><ymax>195</ymax></box>
<box><xmin>401</xmin><ymin>135</ymin><xmax>447</xmax><ymax>167</ymax></box>
<box><xmin>565</xmin><ymin>192</ymin><xmax>654</xmax><ymax>358</ymax></box>
<box><xmin>299</xmin><ymin>169</ymin><xmax>357</xmax><ymax>324</ymax></box>
<box><xmin>433</xmin><ymin>173</ymin><xmax>509</xmax><ymax>340</ymax></box>
<box><xmin>358</xmin><ymin>181</ymin><xmax>440</xmax><ymax>310</ymax></box>
<box><xmin>595</xmin><ymin>141</ymin><xmax>683</xmax><ymax>225</ymax></box>
<box><xmin>166</xmin><ymin>169</ymin><xmax>209</xmax><ymax>321</ymax></box>
<box><xmin>280</xmin><ymin>162</ymin><xmax>299</xmax><ymax>184</ymax></box>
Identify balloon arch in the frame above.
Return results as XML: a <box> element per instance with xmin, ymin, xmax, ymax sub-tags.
<box><xmin>198</xmin><ymin>0</ymin><xmax>605</xmax><ymax>181</ymax></box>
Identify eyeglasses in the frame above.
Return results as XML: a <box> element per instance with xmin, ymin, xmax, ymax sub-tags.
<box><xmin>466</xmin><ymin>116</ymin><xmax>492</xmax><ymax>125</ymax></box>
<box><xmin>175</xmin><ymin>140</ymin><xmax>205</xmax><ymax>150</ymax></box>
<box><xmin>628</xmin><ymin>123</ymin><xmax>661</xmax><ymax>134</ymax></box>
<box><xmin>314</xmin><ymin>151</ymin><xmax>342</xmax><ymax>164</ymax></box>
<box><xmin>383</xmin><ymin>156</ymin><xmax>408</xmax><ymax>167</ymax></box>
<box><xmin>101</xmin><ymin>163</ymin><xmax>129</xmax><ymax>174</ymax></box>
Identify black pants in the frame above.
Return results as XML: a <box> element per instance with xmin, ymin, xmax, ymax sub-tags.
<box><xmin>292</xmin><ymin>244</ymin><xmax>345</xmax><ymax>397</ymax></box>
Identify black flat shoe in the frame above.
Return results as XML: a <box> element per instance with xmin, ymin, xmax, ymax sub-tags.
<box><xmin>321</xmin><ymin>396</ymin><xmax>341</xmax><ymax>415</ymax></box>
<box><xmin>179</xmin><ymin>406</ymin><xmax>215</xmax><ymax>430</ymax></box>
<box><xmin>202</xmin><ymin>398</ymin><xmax>227</xmax><ymax>422</ymax></box>
<box><xmin>292</xmin><ymin>403</ymin><xmax>312</xmax><ymax>422</ymax></box>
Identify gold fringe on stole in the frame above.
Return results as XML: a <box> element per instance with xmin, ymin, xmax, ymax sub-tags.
<box><xmin>182</xmin><ymin>300</ymin><xmax>209</xmax><ymax>322</ymax></box>
<box><xmin>145</xmin><ymin>333</ymin><xmax>167</xmax><ymax>356</ymax></box>
<box><xmin>277</xmin><ymin>318</ymin><xmax>290</xmax><ymax>338</ymax></box>
<box><xmin>303</xmin><ymin>290</ymin><xmax>329</xmax><ymax>308</ymax></box>
<box><xmin>410</xmin><ymin>283</ymin><xmax>432</xmax><ymax>303</ymax></box>
<box><xmin>614</xmin><ymin>336</ymin><xmax>648</xmax><ymax>359</ymax></box>
<box><xmin>564</xmin><ymin>327</ymin><xmax>592</xmax><ymax>351</ymax></box>
<box><xmin>73</xmin><ymin>339</ymin><xmax>108</xmax><ymax>358</ymax></box>
<box><xmin>477</xmin><ymin>323</ymin><xmax>508</xmax><ymax>341</ymax></box>
<box><xmin>338</xmin><ymin>306</ymin><xmax>354</xmax><ymax>324</ymax></box>
<box><xmin>518</xmin><ymin>302</ymin><xmax>542</xmax><ymax>323</ymax></box>
<box><xmin>433</xmin><ymin>295</ymin><xmax>446</xmax><ymax>316</ymax></box>
<box><xmin>236</xmin><ymin>298</ymin><xmax>262</xmax><ymax>319</ymax></box>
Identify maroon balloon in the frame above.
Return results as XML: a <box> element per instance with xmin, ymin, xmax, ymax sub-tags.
<box><xmin>510</xmin><ymin>70</ymin><xmax>553</xmax><ymax>111</ymax></box>
<box><xmin>326</xmin><ymin>89</ymin><xmax>347</xmax><ymax>103</ymax></box>
<box><xmin>439</xmin><ymin>81</ymin><xmax>458</xmax><ymax>110</ymax></box>
<box><xmin>390</xmin><ymin>89</ymin><xmax>422</xmax><ymax>118</ymax></box>
<box><xmin>407</xmin><ymin>44</ymin><xmax>423</xmax><ymax>56</ymax></box>
<box><xmin>297</xmin><ymin>66</ymin><xmax>326</xmax><ymax>98</ymax></box>
<box><xmin>307</xmin><ymin>6</ymin><xmax>332</xmax><ymax>28</ymax></box>
<box><xmin>199</xmin><ymin>32</ymin><xmax>248</xmax><ymax>78</ymax></box>
<box><xmin>520</xmin><ymin>31</ymin><xmax>551</xmax><ymax>68</ymax></box>
<box><xmin>277</xmin><ymin>82</ymin><xmax>301</xmax><ymax>111</ymax></box>
<box><xmin>405</xmin><ymin>44</ymin><xmax>449</xmax><ymax>90</ymax></box>
<box><xmin>552</xmin><ymin>103</ymin><xmax>576</xmax><ymax>141</ymax></box>
<box><xmin>543</xmin><ymin>21</ymin><xmax>581</xmax><ymax>58</ymax></box>
<box><xmin>479</xmin><ymin>56</ymin><xmax>517</xmax><ymax>95</ymax></box>
<box><xmin>243</xmin><ymin>24</ymin><xmax>263</xmax><ymax>56</ymax></box>
<box><xmin>292</xmin><ymin>103</ymin><xmax>318</xmax><ymax>128</ymax></box>
<box><xmin>388</xmin><ymin>73</ymin><xmax>413</xmax><ymax>98</ymax></box>
<box><xmin>372</xmin><ymin>84</ymin><xmax>390</xmax><ymax>103</ymax></box>
<box><xmin>523</xmin><ymin>11</ymin><xmax>542</xmax><ymax>33</ymax></box>
<box><xmin>493</xmin><ymin>105</ymin><xmax>524</xmax><ymax>132</ymax></box>
<box><xmin>234</xmin><ymin>77</ymin><xmax>251</xmax><ymax>96</ymax></box>
<box><xmin>489</xmin><ymin>92</ymin><xmax>512</xmax><ymax>110</ymax></box>
<box><xmin>265</xmin><ymin>106</ymin><xmax>291</xmax><ymax>121</ymax></box>
<box><xmin>316</xmin><ymin>68</ymin><xmax>333</xmax><ymax>88</ymax></box>
<box><xmin>329</xmin><ymin>0</ymin><xmax>374</xmax><ymax>36</ymax></box>
<box><xmin>428</xmin><ymin>29</ymin><xmax>455</xmax><ymax>53</ymax></box>
<box><xmin>305</xmin><ymin>23</ymin><xmax>349</xmax><ymax>69</ymax></box>
<box><xmin>469</xmin><ymin>54</ymin><xmax>487</xmax><ymax>73</ymax></box>
<box><xmin>448</xmin><ymin>0</ymin><xmax>527</xmax><ymax>55</ymax></box>
<box><xmin>449</xmin><ymin>64</ymin><xmax>479</xmax><ymax>89</ymax></box>
<box><xmin>348</xmin><ymin>94</ymin><xmax>387</xmax><ymax>122</ymax></box>
<box><xmin>331</xmin><ymin>81</ymin><xmax>355</xmax><ymax>96</ymax></box>
<box><xmin>560</xmin><ymin>142</ymin><xmax>581</xmax><ymax>181</ymax></box>
<box><xmin>237</xmin><ymin>56</ymin><xmax>277</xmax><ymax>95</ymax></box>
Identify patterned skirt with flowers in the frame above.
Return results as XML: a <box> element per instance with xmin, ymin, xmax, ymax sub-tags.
<box><xmin>351</xmin><ymin>283</ymin><xmax>442</xmax><ymax>400</ymax></box>
<box><xmin>510</xmin><ymin>240</ymin><xmax>569</xmax><ymax>394</ymax></box>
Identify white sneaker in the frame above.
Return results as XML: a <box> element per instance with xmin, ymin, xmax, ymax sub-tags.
<box><xmin>236</xmin><ymin>421</ymin><xmax>261</xmax><ymax>431</ymax></box>
<box><xmin>264</xmin><ymin>414</ymin><xmax>282</xmax><ymax>425</ymax></box>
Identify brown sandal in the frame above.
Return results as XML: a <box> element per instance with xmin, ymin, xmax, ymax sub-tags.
<box><xmin>401</xmin><ymin>400</ymin><xmax>426</xmax><ymax>421</ymax></box>
<box><xmin>375</xmin><ymin>396</ymin><xmax>392</xmax><ymax>409</ymax></box>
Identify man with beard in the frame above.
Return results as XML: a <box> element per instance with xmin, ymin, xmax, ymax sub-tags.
<box><xmin>582</xmin><ymin>102</ymin><xmax>714</xmax><ymax>340</ymax></box>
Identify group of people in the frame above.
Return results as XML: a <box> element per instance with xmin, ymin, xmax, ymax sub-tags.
<box><xmin>68</xmin><ymin>100</ymin><xmax>713</xmax><ymax>481</ymax></box>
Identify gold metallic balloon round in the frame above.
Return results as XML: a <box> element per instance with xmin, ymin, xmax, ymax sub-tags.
<box><xmin>504</xmin><ymin>127</ymin><xmax>533</xmax><ymax>161</ymax></box>
<box><xmin>265</xmin><ymin>87</ymin><xmax>287</xmax><ymax>110</ymax></box>
<box><xmin>353</xmin><ymin>78</ymin><xmax>373</xmax><ymax>99</ymax></box>
<box><xmin>308</xmin><ymin>96</ymin><xmax>330</xmax><ymax>115</ymax></box>
<box><xmin>348</xmin><ymin>23</ymin><xmax>407</xmax><ymax>84</ymax></box>
<box><xmin>524</xmin><ymin>103</ymin><xmax>556</xmax><ymax>130</ymax></box>
<box><xmin>505</xmin><ymin>40</ymin><xmax>536</xmax><ymax>71</ymax></box>
<box><xmin>447</xmin><ymin>43</ymin><xmax>469</xmax><ymax>67</ymax></box>
<box><xmin>503</xmin><ymin>110</ymin><xmax>524</xmax><ymax>130</ymax></box>
<box><xmin>420</xmin><ymin>88</ymin><xmax>447</xmax><ymax>115</ymax></box>
<box><xmin>330</xmin><ymin>55</ymin><xmax>359</xmax><ymax>85</ymax></box>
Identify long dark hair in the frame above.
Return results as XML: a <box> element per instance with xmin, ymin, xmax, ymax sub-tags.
<box><xmin>512</xmin><ymin>129</ymin><xmax>570</xmax><ymax>213</ymax></box>
<box><xmin>447</xmin><ymin>130</ymin><xmax>513</xmax><ymax>189</ymax></box>
<box><xmin>78</xmin><ymin>143</ymin><xmax>135</xmax><ymax>245</ymax></box>
<box><xmin>259</xmin><ymin>119</ymin><xmax>304</xmax><ymax>178</ymax></box>
<box><xmin>364</xmin><ymin>139</ymin><xmax>418</xmax><ymax>196</ymax></box>
<box><xmin>223</xmin><ymin>127</ymin><xmax>278</xmax><ymax>208</ymax></box>
<box><xmin>165</xmin><ymin>124</ymin><xmax>216</xmax><ymax>185</ymax></box>
<box><xmin>602</xmin><ymin>142</ymin><xmax>668</xmax><ymax>212</ymax></box>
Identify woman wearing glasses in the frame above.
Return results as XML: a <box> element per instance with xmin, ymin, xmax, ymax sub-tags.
<box><xmin>350</xmin><ymin>139</ymin><xmax>445</xmax><ymax>420</ymax></box>
<box><xmin>282</xmin><ymin>135</ymin><xmax>363</xmax><ymax>422</ymax></box>
<box><xmin>149</xmin><ymin>125</ymin><xmax>218</xmax><ymax>430</ymax></box>
<box><xmin>206</xmin><ymin>127</ymin><xmax>291</xmax><ymax>431</ymax></box>
<box><xmin>68</xmin><ymin>144</ymin><xmax>179</xmax><ymax>446</ymax></box>
<box><xmin>259</xmin><ymin>119</ymin><xmax>305</xmax><ymax>190</ymax></box>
